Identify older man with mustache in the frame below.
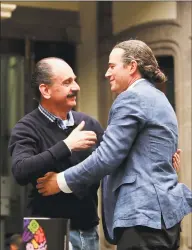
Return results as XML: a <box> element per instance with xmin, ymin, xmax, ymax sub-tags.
<box><xmin>8</xmin><ymin>57</ymin><xmax>103</xmax><ymax>250</ymax></box>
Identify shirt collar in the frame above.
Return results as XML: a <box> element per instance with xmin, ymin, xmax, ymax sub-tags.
<box><xmin>38</xmin><ymin>104</ymin><xmax>74</xmax><ymax>128</ymax></box>
<box><xmin>127</xmin><ymin>78</ymin><xmax>145</xmax><ymax>91</ymax></box>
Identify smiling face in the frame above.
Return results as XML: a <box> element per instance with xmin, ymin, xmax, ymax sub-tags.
<box><xmin>105</xmin><ymin>48</ymin><xmax>131</xmax><ymax>95</ymax></box>
<box><xmin>39</xmin><ymin>59</ymin><xmax>80</xmax><ymax>110</ymax></box>
<box><xmin>49</xmin><ymin>63</ymin><xmax>80</xmax><ymax>109</ymax></box>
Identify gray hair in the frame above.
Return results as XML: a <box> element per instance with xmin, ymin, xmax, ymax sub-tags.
<box><xmin>114</xmin><ymin>40</ymin><xmax>167</xmax><ymax>84</ymax></box>
<box><xmin>31</xmin><ymin>60</ymin><xmax>53</xmax><ymax>101</ymax></box>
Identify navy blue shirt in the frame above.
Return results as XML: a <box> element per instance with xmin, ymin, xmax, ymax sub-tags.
<box><xmin>8</xmin><ymin>108</ymin><xmax>104</xmax><ymax>230</ymax></box>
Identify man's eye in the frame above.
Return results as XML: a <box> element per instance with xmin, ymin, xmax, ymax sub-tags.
<box><xmin>64</xmin><ymin>81</ymin><xmax>70</xmax><ymax>85</ymax></box>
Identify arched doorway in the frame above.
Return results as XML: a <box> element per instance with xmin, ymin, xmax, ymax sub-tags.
<box><xmin>156</xmin><ymin>56</ymin><xmax>175</xmax><ymax>110</ymax></box>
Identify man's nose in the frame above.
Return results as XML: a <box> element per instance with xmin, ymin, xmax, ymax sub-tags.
<box><xmin>71</xmin><ymin>81</ymin><xmax>80</xmax><ymax>91</ymax></box>
<box><xmin>105</xmin><ymin>69</ymin><xmax>111</xmax><ymax>78</ymax></box>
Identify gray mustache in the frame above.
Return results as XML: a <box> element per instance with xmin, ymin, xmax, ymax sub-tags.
<box><xmin>67</xmin><ymin>92</ymin><xmax>78</xmax><ymax>98</ymax></box>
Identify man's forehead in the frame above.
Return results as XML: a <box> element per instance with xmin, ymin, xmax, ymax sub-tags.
<box><xmin>51</xmin><ymin>60</ymin><xmax>75</xmax><ymax>78</ymax></box>
<box><xmin>51</xmin><ymin>60</ymin><xmax>70</xmax><ymax>71</ymax></box>
<box><xmin>109</xmin><ymin>48</ymin><xmax>124</xmax><ymax>62</ymax></box>
<box><xmin>63</xmin><ymin>71</ymin><xmax>76</xmax><ymax>79</ymax></box>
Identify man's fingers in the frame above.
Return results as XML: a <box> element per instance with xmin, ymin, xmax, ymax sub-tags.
<box><xmin>173</xmin><ymin>157</ymin><xmax>179</xmax><ymax>166</ymax></box>
<box><xmin>176</xmin><ymin>155</ymin><xmax>180</xmax><ymax>162</ymax></box>
<box><xmin>176</xmin><ymin>149</ymin><xmax>182</xmax><ymax>155</ymax></box>
<box><xmin>173</xmin><ymin>158</ymin><xmax>180</xmax><ymax>172</ymax></box>
<box><xmin>74</xmin><ymin>121</ymin><xmax>85</xmax><ymax>132</ymax></box>
<box><xmin>37</xmin><ymin>177</ymin><xmax>47</xmax><ymax>183</ymax></box>
<box><xmin>174</xmin><ymin>154</ymin><xmax>180</xmax><ymax>163</ymax></box>
<box><xmin>76</xmin><ymin>141</ymin><xmax>96</xmax><ymax>150</ymax></box>
<box><xmin>83</xmin><ymin>133</ymin><xmax>97</xmax><ymax>141</ymax></box>
<box><xmin>37</xmin><ymin>172</ymin><xmax>54</xmax><ymax>183</ymax></box>
<box><xmin>173</xmin><ymin>154</ymin><xmax>179</xmax><ymax>161</ymax></box>
<box><xmin>173</xmin><ymin>155</ymin><xmax>178</xmax><ymax>162</ymax></box>
<box><xmin>38</xmin><ymin>188</ymin><xmax>53</xmax><ymax>196</ymax></box>
<box><xmin>37</xmin><ymin>185</ymin><xmax>52</xmax><ymax>196</ymax></box>
<box><xmin>86</xmin><ymin>140</ymin><xmax>96</xmax><ymax>146</ymax></box>
<box><xmin>83</xmin><ymin>131</ymin><xmax>96</xmax><ymax>136</ymax></box>
<box><xmin>86</xmin><ymin>136</ymin><xmax>97</xmax><ymax>142</ymax></box>
<box><xmin>38</xmin><ymin>187</ymin><xmax>46</xmax><ymax>194</ymax></box>
<box><xmin>37</xmin><ymin>186</ymin><xmax>51</xmax><ymax>195</ymax></box>
<box><xmin>45</xmin><ymin>172</ymin><xmax>55</xmax><ymax>177</ymax></box>
<box><xmin>36</xmin><ymin>183</ymin><xmax>44</xmax><ymax>189</ymax></box>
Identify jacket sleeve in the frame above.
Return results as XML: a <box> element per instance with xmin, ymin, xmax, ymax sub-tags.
<box><xmin>63</xmin><ymin>91</ymin><xmax>147</xmax><ymax>197</ymax></box>
<box><xmin>92</xmin><ymin>119</ymin><xmax>104</xmax><ymax>147</ymax></box>
<box><xmin>8</xmin><ymin>122</ymin><xmax>71</xmax><ymax>186</ymax></box>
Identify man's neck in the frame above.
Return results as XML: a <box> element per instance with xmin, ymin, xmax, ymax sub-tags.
<box><xmin>40</xmin><ymin>102</ymin><xmax>71</xmax><ymax>120</ymax></box>
<box><xmin>127</xmin><ymin>76</ymin><xmax>142</xmax><ymax>89</ymax></box>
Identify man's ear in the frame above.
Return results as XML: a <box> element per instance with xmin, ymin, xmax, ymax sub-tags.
<box><xmin>129</xmin><ymin>60</ymin><xmax>138</xmax><ymax>75</ymax></box>
<box><xmin>39</xmin><ymin>84</ymin><xmax>51</xmax><ymax>99</ymax></box>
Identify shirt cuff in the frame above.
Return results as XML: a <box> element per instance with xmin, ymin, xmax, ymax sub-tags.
<box><xmin>56</xmin><ymin>172</ymin><xmax>72</xmax><ymax>193</ymax></box>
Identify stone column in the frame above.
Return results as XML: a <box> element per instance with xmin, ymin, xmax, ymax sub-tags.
<box><xmin>97</xmin><ymin>3</ymin><xmax>116</xmax><ymax>250</ymax></box>
<box><xmin>77</xmin><ymin>2</ymin><xmax>116</xmax><ymax>249</ymax></box>
<box><xmin>97</xmin><ymin>2</ymin><xmax>114</xmax><ymax>129</ymax></box>
<box><xmin>176</xmin><ymin>2</ymin><xmax>192</xmax><ymax>250</ymax></box>
<box><xmin>76</xmin><ymin>2</ymin><xmax>98</xmax><ymax>119</ymax></box>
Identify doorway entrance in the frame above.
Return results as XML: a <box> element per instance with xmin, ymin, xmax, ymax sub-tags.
<box><xmin>156</xmin><ymin>56</ymin><xmax>175</xmax><ymax>110</ymax></box>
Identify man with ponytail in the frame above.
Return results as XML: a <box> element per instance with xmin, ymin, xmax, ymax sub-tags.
<box><xmin>37</xmin><ymin>40</ymin><xmax>191</xmax><ymax>250</ymax></box>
